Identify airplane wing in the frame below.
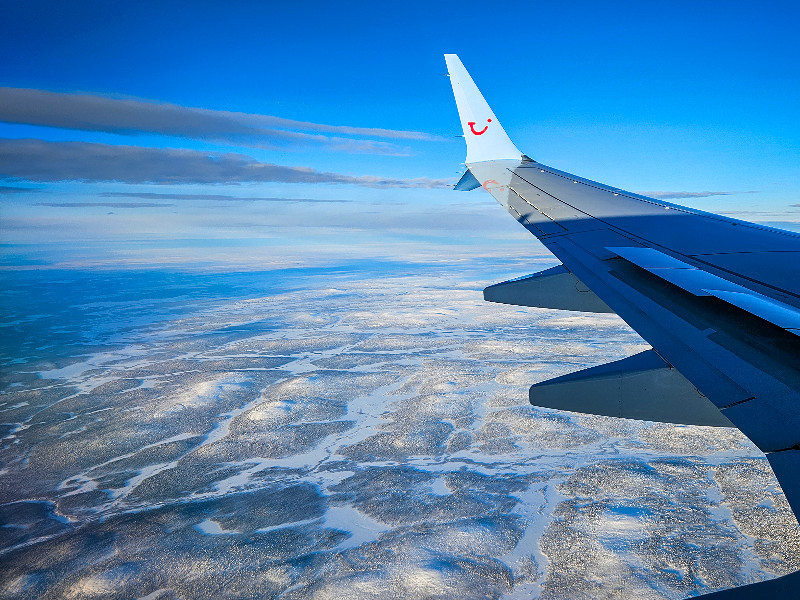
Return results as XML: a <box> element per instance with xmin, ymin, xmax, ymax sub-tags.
<box><xmin>445</xmin><ymin>54</ymin><xmax>800</xmax><ymax>597</ymax></box>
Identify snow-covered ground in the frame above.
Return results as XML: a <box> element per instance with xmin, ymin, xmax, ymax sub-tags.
<box><xmin>1</xmin><ymin>264</ymin><xmax>798</xmax><ymax>599</ymax></box>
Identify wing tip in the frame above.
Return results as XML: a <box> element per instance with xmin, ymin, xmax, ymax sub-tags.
<box><xmin>444</xmin><ymin>55</ymin><xmax>522</xmax><ymax>164</ymax></box>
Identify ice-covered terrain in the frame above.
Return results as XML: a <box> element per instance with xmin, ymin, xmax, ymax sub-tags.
<box><xmin>1</xmin><ymin>263</ymin><xmax>799</xmax><ymax>599</ymax></box>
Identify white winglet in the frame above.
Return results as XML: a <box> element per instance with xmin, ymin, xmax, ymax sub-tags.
<box><xmin>445</xmin><ymin>54</ymin><xmax>522</xmax><ymax>164</ymax></box>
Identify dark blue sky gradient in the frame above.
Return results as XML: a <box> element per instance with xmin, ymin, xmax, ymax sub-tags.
<box><xmin>1</xmin><ymin>1</ymin><xmax>798</xmax><ymax>268</ymax></box>
<box><xmin>3</xmin><ymin>1</ymin><xmax>798</xmax><ymax>131</ymax></box>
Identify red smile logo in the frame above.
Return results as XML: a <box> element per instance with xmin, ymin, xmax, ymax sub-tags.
<box><xmin>468</xmin><ymin>119</ymin><xmax>491</xmax><ymax>135</ymax></box>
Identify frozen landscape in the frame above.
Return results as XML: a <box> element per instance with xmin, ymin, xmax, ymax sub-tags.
<box><xmin>1</xmin><ymin>261</ymin><xmax>799</xmax><ymax>599</ymax></box>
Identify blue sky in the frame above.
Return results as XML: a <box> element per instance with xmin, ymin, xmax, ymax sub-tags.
<box><xmin>1</xmin><ymin>0</ymin><xmax>799</xmax><ymax>268</ymax></box>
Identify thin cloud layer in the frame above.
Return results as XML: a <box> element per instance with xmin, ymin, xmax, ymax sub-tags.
<box><xmin>100</xmin><ymin>192</ymin><xmax>350</xmax><ymax>203</ymax></box>
<box><xmin>0</xmin><ymin>87</ymin><xmax>439</xmax><ymax>154</ymax></box>
<box><xmin>0</xmin><ymin>185</ymin><xmax>39</xmax><ymax>194</ymax></box>
<box><xmin>0</xmin><ymin>139</ymin><xmax>452</xmax><ymax>188</ymax></box>
<box><xmin>35</xmin><ymin>202</ymin><xmax>174</xmax><ymax>208</ymax></box>
<box><xmin>638</xmin><ymin>191</ymin><xmax>735</xmax><ymax>199</ymax></box>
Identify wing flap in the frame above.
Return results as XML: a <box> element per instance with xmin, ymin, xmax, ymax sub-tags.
<box><xmin>529</xmin><ymin>349</ymin><xmax>734</xmax><ymax>427</ymax></box>
<box><xmin>484</xmin><ymin>265</ymin><xmax>614</xmax><ymax>313</ymax></box>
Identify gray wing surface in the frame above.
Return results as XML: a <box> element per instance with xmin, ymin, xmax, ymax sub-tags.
<box><xmin>468</xmin><ymin>158</ymin><xmax>800</xmax><ymax>512</ymax></box>
<box><xmin>445</xmin><ymin>54</ymin><xmax>800</xmax><ymax>598</ymax></box>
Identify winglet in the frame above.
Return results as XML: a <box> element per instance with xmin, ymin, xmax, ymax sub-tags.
<box><xmin>445</xmin><ymin>54</ymin><xmax>522</xmax><ymax>164</ymax></box>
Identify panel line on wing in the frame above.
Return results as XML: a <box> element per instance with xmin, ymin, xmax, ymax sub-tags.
<box><xmin>515</xmin><ymin>164</ymin><xmax>707</xmax><ymax>218</ymax></box>
<box><xmin>719</xmin><ymin>396</ymin><xmax>757</xmax><ymax>410</ymax></box>
<box><xmin>508</xmin><ymin>185</ymin><xmax>561</xmax><ymax>224</ymax></box>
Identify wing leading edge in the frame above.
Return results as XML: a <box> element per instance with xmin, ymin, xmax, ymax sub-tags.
<box><xmin>445</xmin><ymin>54</ymin><xmax>800</xmax><ymax>598</ymax></box>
